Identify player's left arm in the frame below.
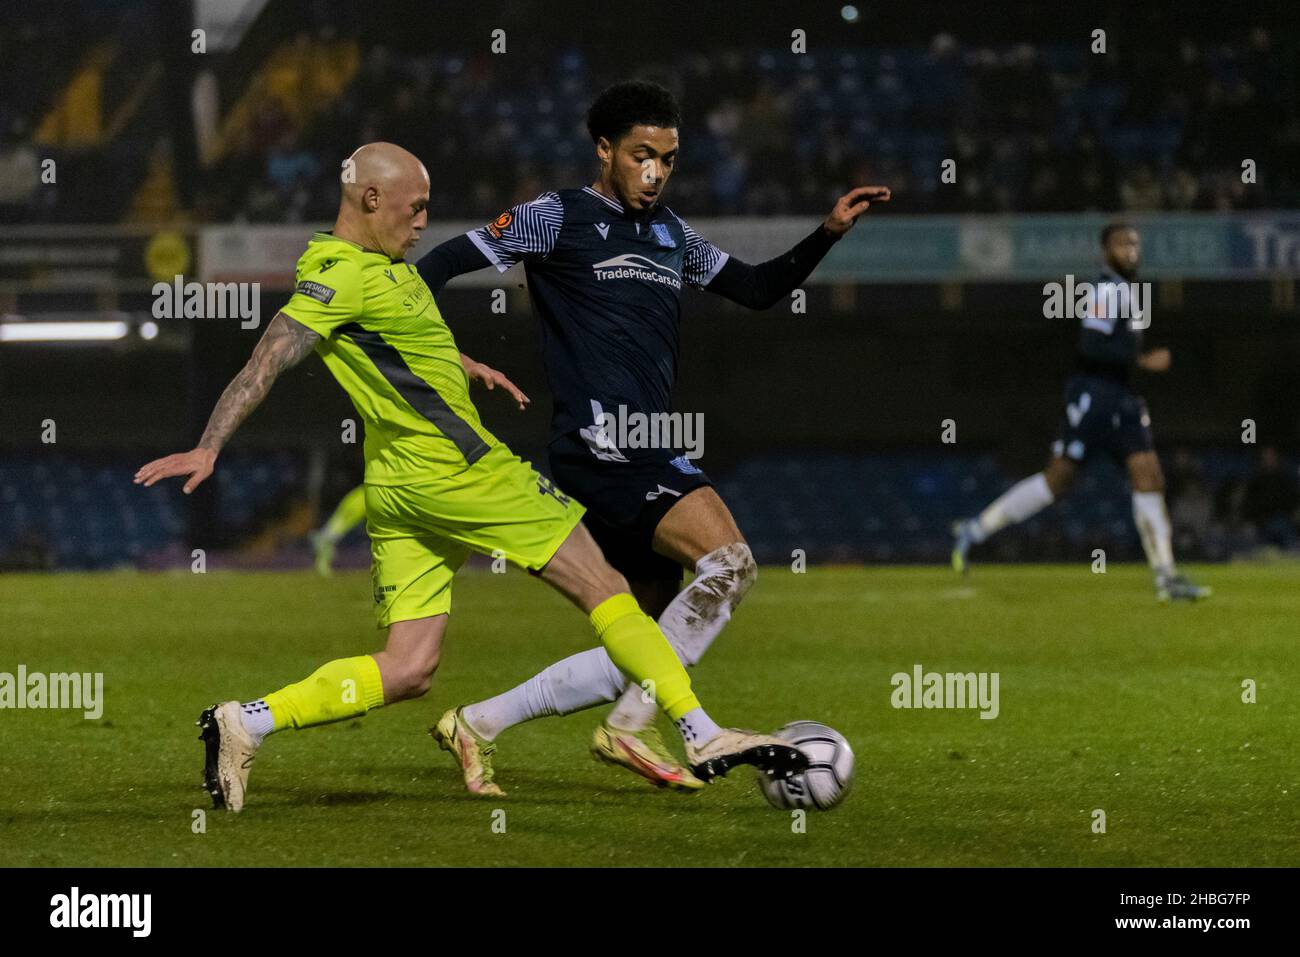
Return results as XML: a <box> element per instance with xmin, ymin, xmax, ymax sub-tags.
<box><xmin>134</xmin><ymin>312</ymin><xmax>320</xmax><ymax>493</ymax></box>
<box><xmin>459</xmin><ymin>352</ymin><xmax>531</xmax><ymax>411</ymax></box>
<box><xmin>699</xmin><ymin>186</ymin><xmax>890</xmax><ymax>309</ymax></box>
<box><xmin>418</xmin><ymin>192</ymin><xmax>564</xmax><ymax>296</ymax></box>
<box><xmin>417</xmin><ymin>234</ymin><xmax>494</xmax><ymax>297</ymax></box>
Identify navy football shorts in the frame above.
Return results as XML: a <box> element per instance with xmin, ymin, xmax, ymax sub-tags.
<box><xmin>548</xmin><ymin>430</ymin><xmax>713</xmax><ymax>583</ymax></box>
<box><xmin>1052</xmin><ymin>373</ymin><xmax>1155</xmax><ymax>465</ymax></box>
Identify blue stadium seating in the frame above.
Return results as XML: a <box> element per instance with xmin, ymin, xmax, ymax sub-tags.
<box><xmin>0</xmin><ymin>448</ymin><xmax>1284</xmax><ymax>569</ymax></box>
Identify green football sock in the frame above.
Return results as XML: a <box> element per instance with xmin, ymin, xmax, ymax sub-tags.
<box><xmin>263</xmin><ymin>654</ymin><xmax>386</xmax><ymax>731</ymax></box>
<box><xmin>590</xmin><ymin>593</ymin><xmax>700</xmax><ymax>721</ymax></box>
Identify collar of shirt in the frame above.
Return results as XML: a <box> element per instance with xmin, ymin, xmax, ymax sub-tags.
<box><xmin>583</xmin><ymin>184</ymin><xmax>658</xmax><ymax>223</ymax></box>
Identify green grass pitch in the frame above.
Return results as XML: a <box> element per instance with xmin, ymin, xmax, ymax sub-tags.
<box><xmin>1</xmin><ymin>563</ymin><xmax>1295</xmax><ymax>867</ymax></box>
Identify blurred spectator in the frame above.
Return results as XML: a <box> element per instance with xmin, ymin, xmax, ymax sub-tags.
<box><xmin>191</xmin><ymin>69</ymin><xmax>221</xmax><ymax>168</ymax></box>
<box><xmin>1242</xmin><ymin>447</ymin><xmax>1300</xmax><ymax>548</ymax></box>
<box><xmin>1214</xmin><ymin>471</ymin><xmax>1248</xmax><ymax>533</ymax></box>
<box><xmin>1164</xmin><ymin>167</ymin><xmax>1202</xmax><ymax>210</ymax></box>
<box><xmin>1165</xmin><ymin>448</ymin><xmax>1202</xmax><ymax>503</ymax></box>
<box><xmin>1167</xmin><ymin>448</ymin><xmax>1214</xmax><ymax>555</ymax></box>
<box><xmin>0</xmin><ymin>528</ymin><xmax>53</xmax><ymax>571</ymax></box>
<box><xmin>265</xmin><ymin>129</ymin><xmax>319</xmax><ymax>221</ymax></box>
<box><xmin>0</xmin><ymin>118</ymin><xmax>40</xmax><ymax>214</ymax></box>
<box><xmin>1120</xmin><ymin>165</ymin><xmax>1163</xmax><ymax>210</ymax></box>
<box><xmin>1167</xmin><ymin>450</ymin><xmax>1214</xmax><ymax>555</ymax></box>
<box><xmin>1171</xmin><ymin>475</ymin><xmax>1214</xmax><ymax>556</ymax></box>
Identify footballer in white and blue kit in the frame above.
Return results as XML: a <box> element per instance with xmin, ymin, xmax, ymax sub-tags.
<box><xmin>952</xmin><ymin>223</ymin><xmax>1210</xmax><ymax>602</ymax></box>
<box><xmin>417</xmin><ymin>80</ymin><xmax>891</xmax><ymax>791</ymax></box>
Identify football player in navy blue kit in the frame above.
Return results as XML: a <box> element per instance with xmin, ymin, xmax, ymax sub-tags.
<box><xmin>417</xmin><ymin>80</ymin><xmax>889</xmax><ymax>792</ymax></box>
<box><xmin>952</xmin><ymin>223</ymin><xmax>1211</xmax><ymax>603</ymax></box>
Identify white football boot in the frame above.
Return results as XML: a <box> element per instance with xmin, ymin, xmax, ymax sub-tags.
<box><xmin>197</xmin><ymin>700</ymin><xmax>260</xmax><ymax>812</ymax></box>
<box><xmin>686</xmin><ymin>728</ymin><xmax>809</xmax><ymax>783</ymax></box>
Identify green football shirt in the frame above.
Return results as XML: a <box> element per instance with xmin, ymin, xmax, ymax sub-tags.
<box><xmin>281</xmin><ymin>232</ymin><xmax>498</xmax><ymax>485</ymax></box>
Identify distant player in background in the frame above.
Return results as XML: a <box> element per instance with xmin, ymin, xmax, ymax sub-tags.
<box><xmin>310</xmin><ymin>485</ymin><xmax>365</xmax><ymax>575</ymax></box>
<box><xmin>952</xmin><ymin>223</ymin><xmax>1211</xmax><ymax>603</ymax></box>
<box><xmin>419</xmin><ymin>80</ymin><xmax>890</xmax><ymax>792</ymax></box>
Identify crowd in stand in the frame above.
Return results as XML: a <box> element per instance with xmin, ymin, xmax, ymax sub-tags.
<box><xmin>1167</xmin><ymin>447</ymin><xmax>1300</xmax><ymax>556</ymax></box>
<box><xmin>190</xmin><ymin>28</ymin><xmax>1298</xmax><ymax>224</ymax></box>
<box><xmin>6</xmin><ymin>23</ymin><xmax>1293</xmax><ymax>224</ymax></box>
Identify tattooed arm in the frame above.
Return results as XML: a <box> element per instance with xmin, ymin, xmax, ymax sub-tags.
<box><xmin>134</xmin><ymin>312</ymin><xmax>320</xmax><ymax>494</ymax></box>
<box><xmin>197</xmin><ymin>312</ymin><xmax>320</xmax><ymax>452</ymax></box>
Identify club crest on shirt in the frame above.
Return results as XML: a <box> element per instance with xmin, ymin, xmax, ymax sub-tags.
<box><xmin>650</xmin><ymin>223</ymin><xmax>675</xmax><ymax>248</ymax></box>
<box><xmin>487</xmin><ymin>211</ymin><xmax>514</xmax><ymax>238</ymax></box>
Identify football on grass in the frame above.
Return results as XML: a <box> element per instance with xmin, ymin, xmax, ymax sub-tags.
<box><xmin>757</xmin><ymin>720</ymin><xmax>854</xmax><ymax>810</ymax></box>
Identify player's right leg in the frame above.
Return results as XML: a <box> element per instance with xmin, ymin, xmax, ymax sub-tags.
<box><xmin>588</xmin><ymin>576</ymin><xmax>705</xmax><ymax>790</ymax></box>
<box><xmin>200</xmin><ymin>519</ymin><xmax>465</xmax><ymax>812</ymax></box>
<box><xmin>1125</xmin><ymin>449</ymin><xmax>1211</xmax><ymax>602</ymax></box>
<box><xmin>952</xmin><ymin>455</ymin><xmax>1074</xmax><ymax>573</ymax></box>
<box><xmin>199</xmin><ymin>612</ymin><xmax>448</xmax><ymax>812</ymax></box>
<box><xmin>604</xmin><ymin>488</ymin><xmax>755</xmax><ymax>727</ymax></box>
<box><xmin>536</xmin><ymin>522</ymin><xmax>804</xmax><ymax>783</ymax></box>
<box><xmin>593</xmin><ymin>488</ymin><xmax>755</xmax><ymax>786</ymax></box>
<box><xmin>460</xmin><ymin>440</ymin><xmax>757</xmax><ymax>788</ymax></box>
<box><xmin>458</xmin><ymin>489</ymin><xmax>760</xmax><ymax>789</ymax></box>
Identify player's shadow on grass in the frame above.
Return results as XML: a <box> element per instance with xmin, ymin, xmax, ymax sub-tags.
<box><xmin>396</xmin><ymin>762</ymin><xmax>772</xmax><ymax>809</ymax></box>
<box><xmin>304</xmin><ymin>788</ymin><xmax>406</xmax><ymax>806</ymax></box>
<box><xmin>401</xmin><ymin>764</ymin><xmax>635</xmax><ymax>804</ymax></box>
<box><xmin>2</xmin><ymin>775</ymin><xmax>774</xmax><ymax>824</ymax></box>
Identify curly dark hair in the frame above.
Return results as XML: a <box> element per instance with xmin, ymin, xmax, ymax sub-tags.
<box><xmin>586</xmin><ymin>80</ymin><xmax>682</xmax><ymax>145</ymax></box>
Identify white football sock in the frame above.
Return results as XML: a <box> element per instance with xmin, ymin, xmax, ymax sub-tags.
<box><xmin>1132</xmin><ymin>490</ymin><xmax>1175</xmax><ymax>578</ymax></box>
<box><xmin>461</xmin><ymin>543</ymin><xmax>758</xmax><ymax>741</ymax></box>
<box><xmin>462</xmin><ymin>648</ymin><xmax>626</xmax><ymax>741</ymax></box>
<box><xmin>239</xmin><ymin>699</ymin><xmax>275</xmax><ymax>745</ymax></box>
<box><xmin>971</xmin><ymin>472</ymin><xmax>1054</xmax><ymax>543</ymax></box>
<box><xmin>607</xmin><ymin>543</ymin><xmax>756</xmax><ymax>731</ymax></box>
<box><xmin>675</xmin><ymin>707</ymin><xmax>722</xmax><ymax>747</ymax></box>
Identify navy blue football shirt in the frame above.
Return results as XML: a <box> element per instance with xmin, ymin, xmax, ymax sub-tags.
<box><xmin>461</xmin><ymin>186</ymin><xmax>728</xmax><ymax>442</ymax></box>
<box><xmin>1075</xmin><ymin>266</ymin><xmax>1146</xmax><ymax>380</ymax></box>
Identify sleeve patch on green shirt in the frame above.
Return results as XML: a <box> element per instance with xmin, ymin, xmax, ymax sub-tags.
<box><xmin>296</xmin><ymin>280</ymin><xmax>337</xmax><ymax>304</ymax></box>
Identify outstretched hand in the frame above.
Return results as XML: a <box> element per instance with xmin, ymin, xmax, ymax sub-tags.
<box><xmin>823</xmin><ymin>185</ymin><xmax>892</xmax><ymax>236</ymax></box>
<box><xmin>134</xmin><ymin>448</ymin><xmax>217</xmax><ymax>495</ymax></box>
<box><xmin>463</xmin><ymin>357</ymin><xmax>531</xmax><ymax>411</ymax></box>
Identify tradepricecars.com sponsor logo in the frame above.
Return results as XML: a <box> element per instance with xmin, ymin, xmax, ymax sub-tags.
<box><xmin>591</xmin><ymin>254</ymin><xmax>682</xmax><ymax>290</ymax></box>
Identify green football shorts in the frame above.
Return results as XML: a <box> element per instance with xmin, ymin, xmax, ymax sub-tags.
<box><xmin>365</xmin><ymin>444</ymin><xmax>585</xmax><ymax>627</ymax></box>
